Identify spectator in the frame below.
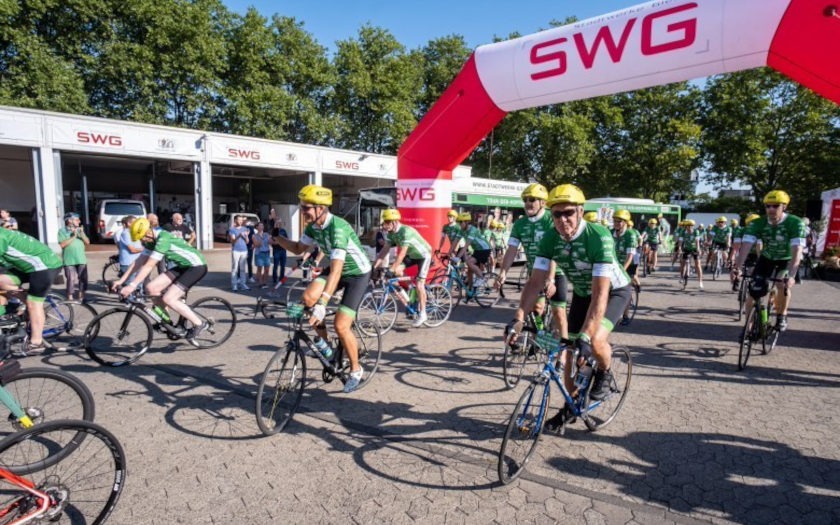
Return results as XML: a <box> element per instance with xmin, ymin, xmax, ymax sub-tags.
<box><xmin>375</xmin><ymin>225</ymin><xmax>389</xmax><ymax>267</ymax></box>
<box><xmin>116</xmin><ymin>216</ymin><xmax>145</xmax><ymax>294</ymax></box>
<box><xmin>253</xmin><ymin>222</ymin><xmax>271</xmax><ymax>288</ymax></box>
<box><xmin>0</xmin><ymin>209</ymin><xmax>18</xmax><ymax>230</ymax></box>
<box><xmin>246</xmin><ymin>219</ymin><xmax>256</xmax><ymax>283</ymax></box>
<box><xmin>270</xmin><ymin>218</ymin><xmax>288</xmax><ymax>284</ymax></box>
<box><xmin>165</xmin><ymin>213</ymin><xmax>195</xmax><ymax>246</ymax></box>
<box><xmin>229</xmin><ymin>215</ymin><xmax>250</xmax><ymax>291</ymax></box>
<box><xmin>57</xmin><ymin>212</ymin><xmax>89</xmax><ymax>302</ymax></box>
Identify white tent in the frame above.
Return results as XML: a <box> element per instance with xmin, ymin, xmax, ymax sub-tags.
<box><xmin>819</xmin><ymin>187</ymin><xmax>840</xmax><ymax>255</ymax></box>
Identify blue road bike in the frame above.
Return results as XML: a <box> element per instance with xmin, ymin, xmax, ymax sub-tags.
<box><xmin>497</xmin><ymin>334</ymin><xmax>632</xmax><ymax>484</ymax></box>
<box><xmin>357</xmin><ymin>271</ymin><xmax>452</xmax><ymax>335</ymax></box>
<box><xmin>429</xmin><ymin>254</ymin><xmax>500</xmax><ymax>308</ymax></box>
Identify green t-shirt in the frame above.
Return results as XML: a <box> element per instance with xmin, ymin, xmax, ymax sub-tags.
<box><xmin>143</xmin><ymin>230</ymin><xmax>205</xmax><ymax>268</ymax></box>
<box><xmin>456</xmin><ymin>225</ymin><xmax>491</xmax><ymax>251</ymax></box>
<box><xmin>386</xmin><ymin>224</ymin><xmax>431</xmax><ymax>260</ymax></box>
<box><xmin>58</xmin><ymin>227</ymin><xmax>87</xmax><ymax>265</ymax></box>
<box><xmin>0</xmin><ymin>228</ymin><xmax>62</xmax><ymax>273</ymax></box>
<box><xmin>508</xmin><ymin>210</ymin><xmax>553</xmax><ymax>271</ymax></box>
<box><xmin>643</xmin><ymin>226</ymin><xmax>660</xmax><ymax>244</ymax></box>
<box><xmin>742</xmin><ymin>214</ymin><xmax>806</xmax><ymax>261</ymax></box>
<box><xmin>732</xmin><ymin>226</ymin><xmax>744</xmax><ymax>242</ymax></box>
<box><xmin>679</xmin><ymin>229</ymin><xmax>703</xmax><ymax>253</ymax></box>
<box><xmin>302</xmin><ymin>213</ymin><xmax>372</xmax><ymax>277</ymax></box>
<box><xmin>711</xmin><ymin>225</ymin><xmax>731</xmax><ymax>244</ymax></box>
<box><xmin>535</xmin><ymin>222</ymin><xmax>630</xmax><ymax>297</ymax></box>
<box><xmin>442</xmin><ymin>223</ymin><xmax>460</xmax><ymax>244</ymax></box>
<box><xmin>613</xmin><ymin>228</ymin><xmax>637</xmax><ymax>263</ymax></box>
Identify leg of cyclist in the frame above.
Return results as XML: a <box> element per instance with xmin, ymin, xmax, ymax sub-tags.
<box><xmin>550</xmin><ymin>273</ymin><xmax>569</xmax><ymax>341</ymax></box>
<box><xmin>19</xmin><ymin>269</ymin><xmax>59</xmax><ymax>348</ymax></box>
<box><xmin>302</xmin><ymin>278</ymin><xmax>330</xmax><ymax>341</ymax></box>
<box><xmin>650</xmin><ymin>244</ymin><xmax>658</xmax><ymax>272</ymax></box>
<box><xmin>694</xmin><ymin>252</ymin><xmax>704</xmax><ymax>289</ymax></box>
<box><xmin>414</xmin><ymin>257</ymin><xmax>431</xmax><ymax>326</ymax></box>
<box><xmin>146</xmin><ymin>272</ymin><xmax>180</xmax><ymax>321</ymax></box>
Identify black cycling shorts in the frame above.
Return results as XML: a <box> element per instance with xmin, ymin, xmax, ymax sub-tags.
<box><xmin>753</xmin><ymin>256</ymin><xmax>789</xmax><ymax>281</ymax></box>
<box><xmin>166</xmin><ymin>265</ymin><xmax>207</xmax><ymax>292</ymax></box>
<box><xmin>645</xmin><ymin>242</ymin><xmax>659</xmax><ymax>252</ymax></box>
<box><xmin>713</xmin><ymin>241</ymin><xmax>728</xmax><ymax>251</ymax></box>
<box><xmin>567</xmin><ymin>286</ymin><xmax>632</xmax><ymax>335</ymax></box>
<box><xmin>626</xmin><ymin>263</ymin><xmax>638</xmax><ymax>277</ymax></box>
<box><xmin>403</xmin><ymin>257</ymin><xmax>432</xmax><ymax>280</ymax></box>
<box><xmin>550</xmin><ymin>273</ymin><xmax>568</xmax><ymax>307</ymax></box>
<box><xmin>682</xmin><ymin>251</ymin><xmax>699</xmax><ymax>261</ymax></box>
<box><xmin>7</xmin><ymin>268</ymin><xmax>59</xmax><ymax>300</ymax></box>
<box><xmin>317</xmin><ymin>268</ymin><xmax>372</xmax><ymax>318</ymax></box>
<box><xmin>471</xmin><ymin>249</ymin><xmax>491</xmax><ymax>265</ymax></box>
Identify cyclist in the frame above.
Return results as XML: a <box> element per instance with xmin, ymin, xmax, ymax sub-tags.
<box><xmin>678</xmin><ymin>220</ymin><xmax>704</xmax><ymax>289</ymax></box>
<box><xmin>640</xmin><ymin>218</ymin><xmax>661</xmax><ymax>273</ymax></box>
<box><xmin>705</xmin><ymin>217</ymin><xmax>731</xmax><ymax>272</ymax></box>
<box><xmin>671</xmin><ymin>220</ymin><xmax>685</xmax><ymax>269</ymax></box>
<box><xmin>729</xmin><ymin>218</ymin><xmax>743</xmax><ymax>290</ymax></box>
<box><xmin>373</xmin><ymin>208</ymin><xmax>432</xmax><ymax>327</ymax></box>
<box><xmin>273</xmin><ymin>185</ymin><xmax>372</xmax><ymax>393</ymax></box>
<box><xmin>0</xmin><ymin>228</ymin><xmax>63</xmax><ymax>353</ymax></box>
<box><xmin>583</xmin><ymin>211</ymin><xmax>598</xmax><ymax>223</ymax></box>
<box><xmin>496</xmin><ymin>183</ymin><xmax>568</xmax><ymax>339</ymax></box>
<box><xmin>612</xmin><ymin>210</ymin><xmax>638</xmax><ymax>325</ymax></box>
<box><xmin>512</xmin><ymin>184</ymin><xmax>631</xmax><ymax>431</ymax></box>
<box><xmin>732</xmin><ymin>191</ymin><xmax>805</xmax><ymax>332</ymax></box>
<box><xmin>437</xmin><ymin>210</ymin><xmax>462</xmax><ymax>255</ymax></box>
<box><xmin>450</xmin><ymin>212</ymin><xmax>492</xmax><ymax>288</ymax></box>
<box><xmin>112</xmin><ymin>217</ymin><xmax>209</xmax><ymax>346</ymax></box>
<box><xmin>732</xmin><ymin>213</ymin><xmax>762</xmax><ymax>292</ymax></box>
<box><xmin>491</xmin><ymin>221</ymin><xmax>506</xmax><ymax>268</ymax></box>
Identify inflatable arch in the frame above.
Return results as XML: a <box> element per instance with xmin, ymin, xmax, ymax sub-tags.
<box><xmin>396</xmin><ymin>0</ymin><xmax>840</xmax><ymax>245</ymax></box>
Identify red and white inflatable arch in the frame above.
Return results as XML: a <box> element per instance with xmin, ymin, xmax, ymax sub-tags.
<box><xmin>397</xmin><ymin>0</ymin><xmax>840</xmax><ymax>245</ymax></box>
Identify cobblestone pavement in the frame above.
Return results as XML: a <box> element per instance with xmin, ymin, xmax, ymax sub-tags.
<box><xmin>29</xmin><ymin>252</ymin><xmax>840</xmax><ymax>524</ymax></box>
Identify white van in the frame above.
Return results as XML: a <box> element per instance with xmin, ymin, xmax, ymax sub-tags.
<box><xmin>96</xmin><ymin>199</ymin><xmax>147</xmax><ymax>242</ymax></box>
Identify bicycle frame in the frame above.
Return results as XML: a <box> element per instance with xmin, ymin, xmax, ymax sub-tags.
<box><xmin>0</xmin><ymin>468</ymin><xmax>51</xmax><ymax>524</ymax></box>
<box><xmin>287</xmin><ymin>309</ymin><xmax>351</xmax><ymax>380</ymax></box>
<box><xmin>524</xmin><ymin>345</ymin><xmax>604</xmax><ymax>424</ymax></box>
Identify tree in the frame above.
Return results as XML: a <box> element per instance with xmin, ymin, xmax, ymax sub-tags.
<box><xmin>416</xmin><ymin>35</ymin><xmax>471</xmax><ymax>118</ymax></box>
<box><xmin>702</xmin><ymin>68</ymin><xmax>840</xmax><ymax>214</ymax></box>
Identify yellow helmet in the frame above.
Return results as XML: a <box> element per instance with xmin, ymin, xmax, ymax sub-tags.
<box><xmin>745</xmin><ymin>213</ymin><xmax>760</xmax><ymax>225</ymax></box>
<box><xmin>730</xmin><ymin>218</ymin><xmax>739</xmax><ymax>226</ymax></box>
<box><xmin>613</xmin><ymin>209</ymin><xmax>631</xmax><ymax>222</ymax></box>
<box><xmin>627</xmin><ymin>220</ymin><xmax>634</xmax><ymax>228</ymax></box>
<box><xmin>716</xmin><ymin>216</ymin><xmax>727</xmax><ymax>223</ymax></box>
<box><xmin>298</xmin><ymin>184</ymin><xmax>332</xmax><ymax>206</ymax></box>
<box><xmin>546</xmin><ymin>184</ymin><xmax>585</xmax><ymax>207</ymax></box>
<box><xmin>763</xmin><ymin>190</ymin><xmax>790</xmax><ymax>206</ymax></box>
<box><xmin>583</xmin><ymin>211</ymin><xmax>598</xmax><ymax>223</ymax></box>
<box><xmin>447</xmin><ymin>210</ymin><xmax>458</xmax><ymax>218</ymax></box>
<box><xmin>130</xmin><ymin>217</ymin><xmax>151</xmax><ymax>242</ymax></box>
<box><xmin>457</xmin><ymin>212</ymin><xmax>471</xmax><ymax>222</ymax></box>
<box><xmin>521</xmin><ymin>183</ymin><xmax>548</xmax><ymax>201</ymax></box>
<box><xmin>648</xmin><ymin>218</ymin><xmax>658</xmax><ymax>225</ymax></box>
<box><xmin>381</xmin><ymin>209</ymin><xmax>401</xmax><ymax>222</ymax></box>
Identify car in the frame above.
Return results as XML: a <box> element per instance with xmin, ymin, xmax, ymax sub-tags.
<box><xmin>213</xmin><ymin>213</ymin><xmax>261</xmax><ymax>241</ymax></box>
<box><xmin>95</xmin><ymin>199</ymin><xmax>147</xmax><ymax>242</ymax></box>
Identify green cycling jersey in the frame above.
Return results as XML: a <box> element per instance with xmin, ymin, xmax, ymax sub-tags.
<box><xmin>142</xmin><ymin>230</ymin><xmax>205</xmax><ymax>268</ymax></box>
<box><xmin>0</xmin><ymin>229</ymin><xmax>62</xmax><ymax>273</ymax></box>
<box><xmin>302</xmin><ymin>213</ymin><xmax>372</xmax><ymax>277</ymax></box>
<box><xmin>742</xmin><ymin>214</ymin><xmax>806</xmax><ymax>261</ymax></box>
<box><xmin>387</xmin><ymin>224</ymin><xmax>432</xmax><ymax>260</ymax></box>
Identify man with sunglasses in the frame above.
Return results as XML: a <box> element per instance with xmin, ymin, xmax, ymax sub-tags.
<box><xmin>514</xmin><ymin>184</ymin><xmax>631</xmax><ymax>431</ymax></box>
<box><xmin>272</xmin><ymin>185</ymin><xmax>372</xmax><ymax>393</ymax></box>
<box><xmin>497</xmin><ymin>184</ymin><xmax>568</xmax><ymax>339</ymax></box>
<box><xmin>612</xmin><ymin>209</ymin><xmax>640</xmax><ymax>325</ymax></box>
<box><xmin>732</xmin><ymin>190</ymin><xmax>805</xmax><ymax>332</ymax></box>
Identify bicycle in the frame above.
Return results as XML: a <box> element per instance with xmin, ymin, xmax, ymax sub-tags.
<box><xmin>357</xmin><ymin>271</ymin><xmax>452</xmax><ymax>335</ymax></box>
<box><xmin>0</xmin><ymin>419</ymin><xmax>126</xmax><ymax>524</ymax></box>
<box><xmin>83</xmin><ymin>291</ymin><xmax>236</xmax><ymax>367</ymax></box>
<box><xmin>0</xmin><ymin>291</ymin><xmax>97</xmax><ymax>354</ymax></box>
<box><xmin>502</xmin><ymin>311</ymin><xmax>553</xmax><ymax>389</ymax></box>
<box><xmin>429</xmin><ymin>254</ymin><xmax>500</xmax><ymax>308</ymax></box>
<box><xmin>734</xmin><ymin>265</ymin><xmax>751</xmax><ymax>322</ymax></box>
<box><xmin>254</xmin><ymin>262</ymin><xmax>330</xmax><ymax>319</ymax></box>
<box><xmin>101</xmin><ymin>254</ymin><xmax>120</xmax><ymax>290</ymax></box>
<box><xmin>711</xmin><ymin>245</ymin><xmax>726</xmax><ymax>280</ymax></box>
<box><xmin>737</xmin><ymin>275</ymin><xmax>787</xmax><ymax>371</ymax></box>
<box><xmin>497</xmin><ymin>336</ymin><xmax>632</xmax><ymax>484</ymax></box>
<box><xmin>256</xmin><ymin>303</ymin><xmax>382</xmax><ymax>435</ymax></box>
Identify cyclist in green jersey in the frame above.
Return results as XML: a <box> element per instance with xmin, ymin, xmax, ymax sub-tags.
<box><xmin>705</xmin><ymin>217</ymin><xmax>731</xmax><ymax>271</ymax></box>
<box><xmin>273</xmin><ymin>185</ymin><xmax>372</xmax><ymax>392</ymax></box>
<box><xmin>513</xmin><ymin>184</ymin><xmax>631</xmax><ymax>431</ymax></box>
<box><xmin>491</xmin><ymin>220</ymin><xmax>506</xmax><ymax>267</ymax></box>
<box><xmin>450</xmin><ymin>212</ymin><xmax>492</xmax><ymax>288</ymax></box>
<box><xmin>0</xmin><ymin>228</ymin><xmax>63</xmax><ymax>352</ymax></box>
<box><xmin>729</xmin><ymin>218</ymin><xmax>742</xmax><ymax>290</ymax></box>
<box><xmin>671</xmin><ymin>221</ymin><xmax>685</xmax><ymax>269</ymax></box>
<box><xmin>113</xmin><ymin>217</ymin><xmax>209</xmax><ymax>345</ymax></box>
<box><xmin>640</xmin><ymin>218</ymin><xmax>662</xmax><ymax>272</ymax></box>
<box><xmin>496</xmin><ymin>184</ymin><xmax>568</xmax><ymax>339</ymax></box>
<box><xmin>437</xmin><ymin>210</ymin><xmax>462</xmax><ymax>255</ymax></box>
<box><xmin>678</xmin><ymin>220</ymin><xmax>704</xmax><ymax>289</ymax></box>
<box><xmin>374</xmin><ymin>208</ymin><xmax>432</xmax><ymax>327</ymax></box>
<box><xmin>732</xmin><ymin>190</ymin><xmax>805</xmax><ymax>332</ymax></box>
<box><xmin>612</xmin><ymin>210</ymin><xmax>639</xmax><ymax>324</ymax></box>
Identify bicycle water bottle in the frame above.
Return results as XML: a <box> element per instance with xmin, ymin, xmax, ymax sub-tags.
<box><xmin>575</xmin><ymin>361</ymin><xmax>593</xmax><ymax>389</ymax></box>
<box><xmin>152</xmin><ymin>305</ymin><xmax>171</xmax><ymax>323</ymax></box>
<box><xmin>396</xmin><ymin>287</ymin><xmax>410</xmax><ymax>304</ymax></box>
<box><xmin>312</xmin><ymin>336</ymin><xmax>333</xmax><ymax>359</ymax></box>
<box><xmin>408</xmin><ymin>286</ymin><xmax>418</xmax><ymax>305</ymax></box>
<box><xmin>760</xmin><ymin>305</ymin><xmax>768</xmax><ymax>325</ymax></box>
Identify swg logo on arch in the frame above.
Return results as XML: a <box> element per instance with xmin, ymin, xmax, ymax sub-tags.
<box><xmin>396</xmin><ymin>180</ymin><xmax>451</xmax><ymax>209</ymax></box>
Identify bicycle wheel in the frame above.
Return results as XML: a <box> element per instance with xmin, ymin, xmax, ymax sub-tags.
<box><xmin>348</xmin><ymin>319</ymin><xmax>382</xmax><ymax>391</ymax></box>
<box><xmin>357</xmin><ymin>290</ymin><xmax>397</xmax><ymax>336</ymax></box>
<box><xmin>285</xmin><ymin>281</ymin><xmax>309</xmax><ymax>306</ymax></box>
<box><xmin>0</xmin><ymin>367</ymin><xmax>95</xmax><ymax>440</ymax></box>
<box><xmin>42</xmin><ymin>295</ymin><xmax>73</xmax><ymax>340</ymax></box>
<box><xmin>84</xmin><ymin>308</ymin><xmax>153</xmax><ymax>367</ymax></box>
<box><xmin>430</xmin><ymin>270</ymin><xmax>463</xmax><ymax>308</ymax></box>
<box><xmin>582</xmin><ymin>346</ymin><xmax>632</xmax><ymax>431</ymax></box>
<box><xmin>713</xmin><ymin>253</ymin><xmax>722</xmax><ymax>280</ymax></box>
<box><xmin>625</xmin><ymin>286</ymin><xmax>639</xmax><ymax>326</ymax></box>
<box><xmin>0</xmin><ymin>419</ymin><xmax>125</xmax><ymax>524</ymax></box>
<box><xmin>257</xmin><ymin>297</ymin><xmax>285</xmax><ymax>319</ymax></box>
<box><xmin>502</xmin><ymin>331</ymin><xmax>530</xmax><ymax>389</ymax></box>
<box><xmin>101</xmin><ymin>260</ymin><xmax>120</xmax><ymax>289</ymax></box>
<box><xmin>474</xmin><ymin>272</ymin><xmax>501</xmax><ymax>308</ymax></box>
<box><xmin>498</xmin><ymin>379</ymin><xmax>549</xmax><ymax>484</ymax></box>
<box><xmin>738</xmin><ymin>307</ymin><xmax>758</xmax><ymax>370</ymax></box>
<box><xmin>737</xmin><ymin>278</ymin><xmax>747</xmax><ymax>322</ymax></box>
<box><xmin>63</xmin><ymin>301</ymin><xmax>98</xmax><ymax>339</ymax></box>
<box><xmin>423</xmin><ymin>284</ymin><xmax>452</xmax><ymax>327</ymax></box>
<box><xmin>187</xmin><ymin>297</ymin><xmax>237</xmax><ymax>349</ymax></box>
<box><xmin>256</xmin><ymin>345</ymin><xmax>306</xmax><ymax>436</ymax></box>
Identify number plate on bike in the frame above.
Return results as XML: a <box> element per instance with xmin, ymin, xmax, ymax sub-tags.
<box><xmin>535</xmin><ymin>331</ymin><xmax>560</xmax><ymax>352</ymax></box>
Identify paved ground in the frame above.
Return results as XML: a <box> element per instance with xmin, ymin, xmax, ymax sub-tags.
<box><xmin>27</xmin><ymin>251</ymin><xmax>840</xmax><ymax>524</ymax></box>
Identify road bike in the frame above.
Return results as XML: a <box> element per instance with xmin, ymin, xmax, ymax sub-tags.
<box><xmin>0</xmin><ymin>291</ymin><xmax>97</xmax><ymax>355</ymax></box>
<box><xmin>101</xmin><ymin>254</ymin><xmax>120</xmax><ymax>290</ymax></box>
<box><xmin>357</xmin><ymin>271</ymin><xmax>452</xmax><ymax>335</ymax></box>
<box><xmin>254</xmin><ymin>263</ymin><xmax>336</xmax><ymax>320</ymax></box>
<box><xmin>711</xmin><ymin>245</ymin><xmax>727</xmax><ymax>280</ymax></box>
<box><xmin>83</xmin><ymin>292</ymin><xmax>236</xmax><ymax>367</ymax></box>
<box><xmin>497</xmin><ymin>336</ymin><xmax>632</xmax><ymax>484</ymax></box>
<box><xmin>738</xmin><ymin>275</ymin><xmax>787</xmax><ymax>370</ymax></box>
<box><xmin>429</xmin><ymin>254</ymin><xmax>500</xmax><ymax>308</ymax></box>
<box><xmin>0</xmin><ymin>419</ymin><xmax>125</xmax><ymax>524</ymax></box>
<box><xmin>734</xmin><ymin>264</ymin><xmax>752</xmax><ymax>322</ymax></box>
<box><xmin>256</xmin><ymin>304</ymin><xmax>382</xmax><ymax>435</ymax></box>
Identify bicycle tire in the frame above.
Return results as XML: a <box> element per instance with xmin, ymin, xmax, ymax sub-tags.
<box><xmin>0</xmin><ymin>367</ymin><xmax>95</xmax><ymax>441</ymax></box>
<box><xmin>582</xmin><ymin>346</ymin><xmax>632</xmax><ymax>431</ymax></box>
<box><xmin>285</xmin><ymin>281</ymin><xmax>309</xmax><ymax>307</ymax></box>
<box><xmin>498</xmin><ymin>379</ymin><xmax>549</xmax><ymax>484</ymax></box>
<box><xmin>626</xmin><ymin>286</ymin><xmax>639</xmax><ymax>326</ymax></box>
<box><xmin>0</xmin><ymin>419</ymin><xmax>125</xmax><ymax>524</ymax></box>
<box><xmin>101</xmin><ymin>261</ymin><xmax>120</xmax><ymax>290</ymax></box>
<box><xmin>474</xmin><ymin>272</ymin><xmax>501</xmax><ymax>308</ymax></box>
<box><xmin>84</xmin><ymin>308</ymin><xmax>153</xmax><ymax>367</ymax></box>
<box><xmin>764</xmin><ymin>326</ymin><xmax>780</xmax><ymax>355</ymax></box>
<box><xmin>737</xmin><ymin>278</ymin><xmax>747</xmax><ymax>322</ymax></box>
<box><xmin>738</xmin><ymin>307</ymin><xmax>758</xmax><ymax>370</ymax></box>
<box><xmin>429</xmin><ymin>269</ymin><xmax>463</xmax><ymax>308</ymax></box>
<box><xmin>42</xmin><ymin>295</ymin><xmax>73</xmax><ymax>340</ymax></box>
<box><xmin>502</xmin><ymin>331</ymin><xmax>530</xmax><ymax>389</ymax></box>
<box><xmin>713</xmin><ymin>252</ymin><xmax>722</xmax><ymax>280</ymax></box>
<box><xmin>357</xmin><ymin>290</ymin><xmax>398</xmax><ymax>336</ymax></box>
<box><xmin>423</xmin><ymin>284</ymin><xmax>452</xmax><ymax>327</ymax></box>
<box><xmin>257</xmin><ymin>297</ymin><xmax>285</xmax><ymax>319</ymax></box>
<box><xmin>188</xmin><ymin>296</ymin><xmax>237</xmax><ymax>349</ymax></box>
<box><xmin>256</xmin><ymin>345</ymin><xmax>306</xmax><ymax>436</ymax></box>
<box><xmin>348</xmin><ymin>320</ymin><xmax>382</xmax><ymax>391</ymax></box>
